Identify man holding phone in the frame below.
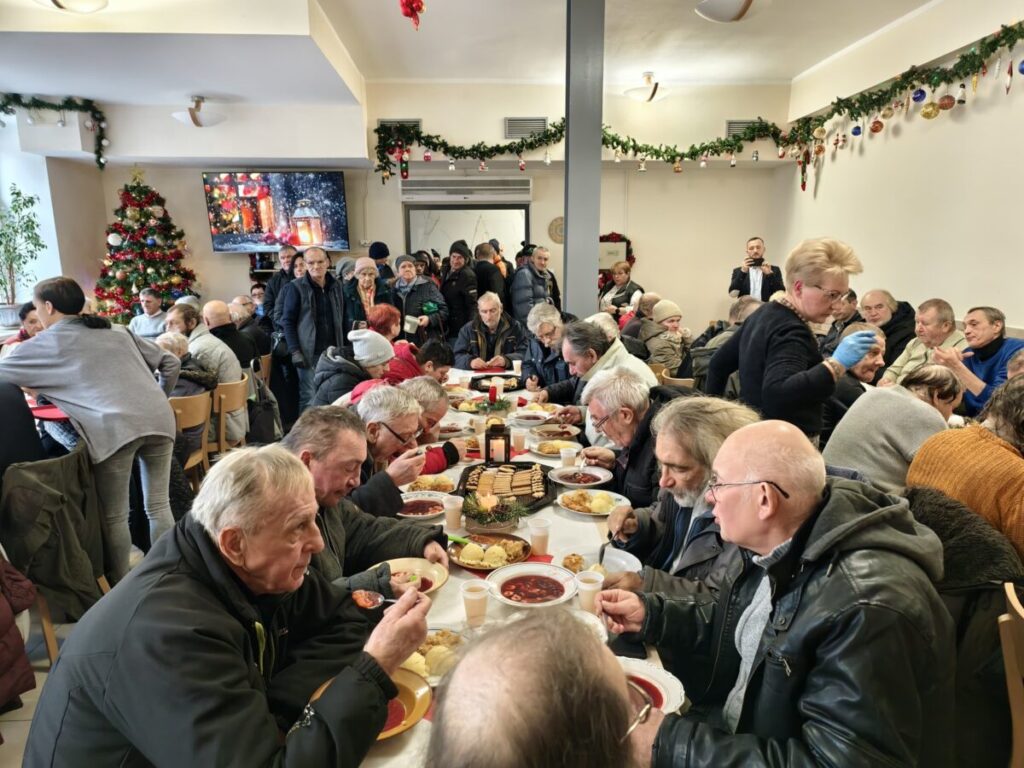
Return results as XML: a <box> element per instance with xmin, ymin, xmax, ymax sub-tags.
<box><xmin>728</xmin><ymin>236</ymin><xmax>785</xmax><ymax>301</ymax></box>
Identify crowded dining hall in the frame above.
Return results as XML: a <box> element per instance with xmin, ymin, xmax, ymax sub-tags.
<box><xmin>1</xmin><ymin>0</ymin><xmax>1023</xmax><ymax>765</ymax></box>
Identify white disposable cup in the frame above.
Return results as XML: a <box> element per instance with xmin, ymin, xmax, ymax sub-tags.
<box><xmin>472</xmin><ymin>417</ymin><xmax>487</xmax><ymax>437</ymax></box>
<box><xmin>443</xmin><ymin>496</ymin><xmax>463</xmax><ymax>530</ymax></box>
<box><xmin>493</xmin><ymin>378</ymin><xmax>505</xmax><ymax>397</ymax></box>
<box><xmin>527</xmin><ymin>517</ymin><xmax>551</xmax><ymax>556</ymax></box>
<box><xmin>512</xmin><ymin>359</ymin><xmax>523</xmax><ymax>375</ymax></box>
<box><xmin>403</xmin><ymin>315</ymin><xmax>420</xmax><ymax>334</ymax></box>
<box><xmin>560</xmin><ymin>447</ymin><xmax>580</xmax><ymax>468</ymax></box>
<box><xmin>512</xmin><ymin>428</ymin><xmax>527</xmax><ymax>452</ymax></box>
<box><xmin>575</xmin><ymin>571</ymin><xmax>605</xmax><ymax>614</ymax></box>
<box><xmin>461</xmin><ymin>581</ymin><xmax>490</xmax><ymax>627</ymax></box>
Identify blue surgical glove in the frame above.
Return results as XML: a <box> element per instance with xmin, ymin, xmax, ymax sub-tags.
<box><xmin>832</xmin><ymin>330</ymin><xmax>879</xmax><ymax>369</ymax></box>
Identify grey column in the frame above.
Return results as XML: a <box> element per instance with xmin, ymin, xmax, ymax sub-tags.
<box><xmin>562</xmin><ymin>0</ymin><xmax>604</xmax><ymax>319</ymax></box>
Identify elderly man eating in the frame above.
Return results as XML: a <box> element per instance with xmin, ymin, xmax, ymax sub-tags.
<box><xmin>598</xmin><ymin>420</ymin><xmax>955</xmax><ymax>767</ymax></box>
<box><xmin>25</xmin><ymin>445</ymin><xmax>430</xmax><ymax>767</ymax></box>
<box><xmin>578</xmin><ymin>367</ymin><xmax>681</xmax><ymax>508</ymax></box>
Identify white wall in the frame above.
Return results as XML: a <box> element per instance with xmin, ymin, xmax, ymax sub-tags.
<box><xmin>46</xmin><ymin>157</ymin><xmax>107</xmax><ymax>293</ymax></box>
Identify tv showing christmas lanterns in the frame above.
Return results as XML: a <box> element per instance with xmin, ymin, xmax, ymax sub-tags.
<box><xmin>201</xmin><ymin>171</ymin><xmax>349</xmax><ymax>252</ymax></box>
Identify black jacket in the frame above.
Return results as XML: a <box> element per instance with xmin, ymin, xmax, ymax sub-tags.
<box><xmin>209</xmin><ymin>323</ymin><xmax>259</xmax><ymax>370</ymax></box>
<box><xmin>388</xmin><ymin>277</ymin><xmax>449</xmax><ymax>343</ymax></box>
<box><xmin>707</xmin><ymin>301</ymin><xmax>835</xmax><ymax>436</ymax></box>
<box><xmin>350</xmin><ymin>454</ymin><xmax>404</xmax><ymax>518</ymax></box>
<box><xmin>645</xmin><ymin>479</ymin><xmax>955</xmax><ymax>768</ymax></box>
<box><xmin>452</xmin><ymin>313</ymin><xmax>526</xmax><ymax>370</ymax></box>
<box><xmin>25</xmin><ymin>514</ymin><xmax>395</xmax><ymax>767</ymax></box>
<box><xmin>879</xmin><ymin>300</ymin><xmax>917</xmax><ymax>367</ymax></box>
<box><xmin>342</xmin><ymin>277</ymin><xmax>393</xmax><ymax>337</ymax></box>
<box><xmin>819</xmin><ymin>310</ymin><xmax>863</xmax><ymax>355</ymax></box>
<box><xmin>239</xmin><ymin>317</ymin><xmax>272</xmax><ymax>356</ymax></box>
<box><xmin>262</xmin><ymin>267</ymin><xmax>291</xmax><ymax>333</ymax></box>
<box><xmin>521</xmin><ymin>336</ymin><xmax>570</xmax><ymax>389</ymax></box>
<box><xmin>311</xmin><ymin>347</ymin><xmax>371</xmax><ymax>407</ymax></box>
<box><xmin>609</xmin><ymin>386</ymin><xmax>679</xmax><ymax>508</ymax></box>
<box><xmin>281</xmin><ymin>274</ymin><xmax>346</xmax><ymax>367</ymax></box>
<box><xmin>820</xmin><ymin>373</ymin><xmax>868</xmax><ymax>447</ymax></box>
<box><xmin>728</xmin><ymin>265</ymin><xmax>784</xmax><ymax>300</ymax></box>
<box><xmin>473</xmin><ymin>259</ymin><xmax>506</xmax><ymax>302</ymax></box>
<box><xmin>440</xmin><ymin>266</ymin><xmax>478</xmax><ymax>339</ymax></box>
<box><xmin>598</xmin><ymin>279</ymin><xmax>644</xmax><ymax>315</ymax></box>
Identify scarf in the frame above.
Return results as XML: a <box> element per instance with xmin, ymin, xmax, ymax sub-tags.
<box><xmin>357</xmin><ymin>282</ymin><xmax>376</xmax><ymax>319</ymax></box>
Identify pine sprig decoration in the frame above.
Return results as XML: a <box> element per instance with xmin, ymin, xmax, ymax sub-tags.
<box><xmin>462</xmin><ymin>493</ymin><xmax>530</xmax><ymax>525</ymax></box>
<box><xmin>0</xmin><ymin>94</ymin><xmax>109</xmax><ymax>169</ymax></box>
<box><xmin>373</xmin><ymin>18</ymin><xmax>1024</xmax><ymax>180</ymax></box>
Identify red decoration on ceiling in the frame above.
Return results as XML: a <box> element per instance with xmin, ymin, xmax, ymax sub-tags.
<box><xmin>399</xmin><ymin>0</ymin><xmax>425</xmax><ymax>30</ymax></box>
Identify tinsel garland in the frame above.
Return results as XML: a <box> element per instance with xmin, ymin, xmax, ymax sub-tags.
<box><xmin>0</xmin><ymin>94</ymin><xmax>108</xmax><ymax>169</ymax></box>
<box><xmin>374</xmin><ymin>20</ymin><xmax>1024</xmax><ymax>181</ymax></box>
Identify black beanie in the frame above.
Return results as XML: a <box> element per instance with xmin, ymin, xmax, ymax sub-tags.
<box><xmin>369</xmin><ymin>241</ymin><xmax>390</xmax><ymax>261</ymax></box>
<box><xmin>449</xmin><ymin>240</ymin><xmax>472</xmax><ymax>260</ymax></box>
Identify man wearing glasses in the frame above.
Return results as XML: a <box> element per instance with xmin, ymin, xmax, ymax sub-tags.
<box><xmin>598</xmin><ymin>420</ymin><xmax>955</xmax><ymax>766</ymax></box>
<box><xmin>350</xmin><ymin>385</ymin><xmax>427</xmax><ymax>517</ymax></box>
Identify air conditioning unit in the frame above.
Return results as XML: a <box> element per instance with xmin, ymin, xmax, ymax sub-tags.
<box><xmin>400</xmin><ymin>177</ymin><xmax>533</xmax><ymax>204</ymax></box>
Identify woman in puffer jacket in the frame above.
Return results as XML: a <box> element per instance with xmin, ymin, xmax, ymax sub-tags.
<box><xmin>639</xmin><ymin>299</ymin><xmax>691</xmax><ymax>373</ymax></box>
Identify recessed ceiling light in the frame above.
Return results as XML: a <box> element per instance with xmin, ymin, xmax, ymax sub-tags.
<box><xmin>33</xmin><ymin>0</ymin><xmax>109</xmax><ymax>13</ymax></box>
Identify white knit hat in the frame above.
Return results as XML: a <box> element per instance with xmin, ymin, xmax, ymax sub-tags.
<box><xmin>652</xmin><ymin>299</ymin><xmax>682</xmax><ymax>324</ymax></box>
<box><xmin>347</xmin><ymin>329</ymin><xmax>395</xmax><ymax>367</ymax></box>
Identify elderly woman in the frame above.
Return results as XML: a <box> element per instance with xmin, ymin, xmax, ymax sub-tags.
<box><xmin>311</xmin><ymin>329</ymin><xmax>395</xmax><ymax>407</ymax></box>
<box><xmin>823</xmin><ymin>364</ymin><xmax>962</xmax><ymax>493</ymax></box>
<box><xmin>399</xmin><ymin>376</ymin><xmax>467</xmax><ymax>473</ymax></box>
<box><xmin>367</xmin><ymin>303</ymin><xmax>403</xmax><ymax>343</ymax></box>
<box><xmin>598</xmin><ymin>260</ymin><xmax>644</xmax><ymax>319</ymax></box>
<box><xmin>155</xmin><ymin>331</ymin><xmax>218</xmax><ymax>397</ymax></box>
<box><xmin>522</xmin><ymin>303</ymin><xmax>570</xmax><ymax>391</ymax></box>
<box><xmin>389</xmin><ymin>255</ymin><xmax>449</xmax><ymax>343</ymax></box>
<box><xmin>578</xmin><ymin>367</ymin><xmax>679</xmax><ymax>508</ymax></box>
<box><xmin>343</xmin><ymin>257</ymin><xmax>393</xmax><ymax>335</ymax></box>
<box><xmin>351</xmin><ymin>385</ymin><xmax>427</xmax><ymax>517</ymax></box>
<box><xmin>0</xmin><ymin>277</ymin><xmax>179</xmax><ymax>582</ymax></box>
<box><xmin>706</xmin><ymin>238</ymin><xmax>879</xmax><ymax>442</ymax></box>
<box><xmin>638</xmin><ymin>299</ymin><xmax>690</xmax><ymax>371</ymax></box>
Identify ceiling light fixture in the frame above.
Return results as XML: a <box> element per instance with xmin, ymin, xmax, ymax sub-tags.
<box><xmin>624</xmin><ymin>72</ymin><xmax>666</xmax><ymax>103</ymax></box>
<box><xmin>171</xmin><ymin>96</ymin><xmax>226</xmax><ymax>128</ymax></box>
<box><xmin>33</xmin><ymin>0</ymin><xmax>108</xmax><ymax>12</ymax></box>
<box><xmin>694</xmin><ymin>0</ymin><xmax>754</xmax><ymax>23</ymax></box>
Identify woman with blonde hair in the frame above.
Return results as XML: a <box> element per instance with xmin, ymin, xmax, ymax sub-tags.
<box><xmin>598</xmin><ymin>260</ymin><xmax>644</xmax><ymax>318</ymax></box>
<box><xmin>706</xmin><ymin>238</ymin><xmax>878</xmax><ymax>441</ymax></box>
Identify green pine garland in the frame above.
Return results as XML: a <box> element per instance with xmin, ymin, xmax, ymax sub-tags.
<box><xmin>375</xmin><ymin>19</ymin><xmax>1024</xmax><ymax>180</ymax></box>
<box><xmin>0</xmin><ymin>94</ymin><xmax>108</xmax><ymax>169</ymax></box>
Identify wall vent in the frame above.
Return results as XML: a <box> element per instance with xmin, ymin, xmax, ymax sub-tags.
<box><xmin>725</xmin><ymin>119</ymin><xmax>759</xmax><ymax>137</ymax></box>
<box><xmin>377</xmin><ymin>118</ymin><xmax>423</xmax><ymax>131</ymax></box>
<box><xmin>504</xmin><ymin>116</ymin><xmax>548</xmax><ymax>139</ymax></box>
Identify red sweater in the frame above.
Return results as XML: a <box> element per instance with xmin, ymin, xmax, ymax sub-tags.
<box><xmin>384</xmin><ymin>343</ymin><xmax>423</xmax><ymax>385</ymax></box>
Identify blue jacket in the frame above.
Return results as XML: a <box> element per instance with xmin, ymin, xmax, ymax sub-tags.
<box><xmin>280</xmin><ymin>273</ymin><xmax>346</xmax><ymax>367</ymax></box>
<box><xmin>962</xmin><ymin>336</ymin><xmax>1024</xmax><ymax>415</ymax></box>
<box><xmin>521</xmin><ymin>336</ymin><xmax>570</xmax><ymax>388</ymax></box>
<box><xmin>510</xmin><ymin>264</ymin><xmax>550</xmax><ymax>324</ymax></box>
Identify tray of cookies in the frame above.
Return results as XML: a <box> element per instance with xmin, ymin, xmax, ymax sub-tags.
<box><xmin>455</xmin><ymin>462</ymin><xmax>554</xmax><ymax>513</ymax></box>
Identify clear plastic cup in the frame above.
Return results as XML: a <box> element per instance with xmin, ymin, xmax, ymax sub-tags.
<box><xmin>493</xmin><ymin>378</ymin><xmax>505</xmax><ymax>398</ymax></box>
<box><xmin>461</xmin><ymin>581</ymin><xmax>490</xmax><ymax>627</ymax></box>
<box><xmin>575</xmin><ymin>570</ymin><xmax>605</xmax><ymax>614</ymax></box>
<box><xmin>512</xmin><ymin>428</ymin><xmax>527</xmax><ymax>452</ymax></box>
<box><xmin>512</xmin><ymin>359</ymin><xmax>523</xmax><ymax>376</ymax></box>
<box><xmin>560</xmin><ymin>446</ymin><xmax>580</xmax><ymax>468</ymax></box>
<box><xmin>443</xmin><ymin>496</ymin><xmax>464</xmax><ymax>531</ymax></box>
<box><xmin>527</xmin><ymin>517</ymin><xmax>551</xmax><ymax>556</ymax></box>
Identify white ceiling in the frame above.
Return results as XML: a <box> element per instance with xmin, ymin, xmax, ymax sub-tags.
<box><xmin>325</xmin><ymin>0</ymin><xmax>933</xmax><ymax>85</ymax></box>
<box><xmin>0</xmin><ymin>32</ymin><xmax>358</xmax><ymax>105</ymax></box>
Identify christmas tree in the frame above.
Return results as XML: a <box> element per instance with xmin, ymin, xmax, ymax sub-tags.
<box><xmin>94</xmin><ymin>170</ymin><xmax>198</xmax><ymax>323</ymax></box>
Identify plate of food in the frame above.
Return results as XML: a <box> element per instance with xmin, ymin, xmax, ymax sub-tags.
<box><xmin>557</xmin><ymin>546</ymin><xmax>642</xmax><ymax>575</ymax></box>
<box><xmin>547</xmin><ymin>466</ymin><xmax>613</xmax><ymax>488</ymax></box>
<box><xmin>530</xmin><ymin>423</ymin><xmax>581</xmax><ymax>439</ymax></box>
<box><xmin>398</xmin><ymin>491</ymin><xmax>449</xmax><ymax>520</ymax></box>
<box><xmin>371</xmin><ymin>557</ymin><xmax>449</xmax><ymax>595</ymax></box>
<box><xmin>457</xmin><ymin>462</ymin><xmax>552</xmax><ymax>512</ymax></box>
<box><xmin>470</xmin><ymin>374</ymin><xmax>522</xmax><ymax>392</ymax></box>
<box><xmin>378</xmin><ymin>668</ymin><xmax>433</xmax><ymax>740</ymax></box>
<box><xmin>487</xmin><ymin>562</ymin><xmax>577</xmax><ymax>608</ymax></box>
<box><xmin>444</xmin><ymin>385</ymin><xmax>474</xmax><ymax>399</ymax></box>
<box><xmin>450</xmin><ymin>395</ymin><xmax>486</xmax><ymax>412</ymax></box>
<box><xmin>508</xmin><ymin>410</ymin><xmax>553</xmax><ymax>427</ymax></box>
<box><xmin>529</xmin><ymin>439</ymin><xmax>580</xmax><ymax>458</ymax></box>
<box><xmin>438</xmin><ymin>421</ymin><xmax>471</xmax><ymax>438</ymax></box>
<box><xmin>400</xmin><ymin>626</ymin><xmax>466</xmax><ymax>686</ymax></box>
<box><xmin>618</xmin><ymin>657</ymin><xmax>686</xmax><ymax>714</ymax></box>
<box><xmin>556</xmin><ymin>489</ymin><xmax>629</xmax><ymax>517</ymax></box>
<box><xmin>407</xmin><ymin>474</ymin><xmax>456</xmax><ymax>493</ymax></box>
<box><xmin>519</xmin><ymin>401</ymin><xmax>559</xmax><ymax>415</ymax></box>
<box><xmin>447</xmin><ymin>532</ymin><xmax>531</xmax><ymax>571</ymax></box>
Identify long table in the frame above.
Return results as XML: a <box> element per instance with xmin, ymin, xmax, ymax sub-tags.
<box><xmin>362</xmin><ymin>372</ymin><xmax>634</xmax><ymax>765</ymax></box>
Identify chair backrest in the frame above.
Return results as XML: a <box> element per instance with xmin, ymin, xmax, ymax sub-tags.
<box><xmin>259</xmin><ymin>353</ymin><xmax>272</xmax><ymax>386</ymax></box>
<box><xmin>647</xmin><ymin>362</ymin><xmax>666</xmax><ymax>379</ymax></box>
<box><xmin>212</xmin><ymin>374</ymin><xmax>249</xmax><ymax>416</ymax></box>
<box><xmin>1000</xmin><ymin>582</ymin><xmax>1024</xmax><ymax>768</ymax></box>
<box><xmin>660</xmin><ymin>373</ymin><xmax>694</xmax><ymax>388</ymax></box>
<box><xmin>168</xmin><ymin>391</ymin><xmax>212</xmax><ymax>432</ymax></box>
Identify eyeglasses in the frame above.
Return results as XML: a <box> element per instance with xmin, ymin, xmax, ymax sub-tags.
<box><xmin>591</xmin><ymin>412</ymin><xmax>613</xmax><ymax>432</ymax></box>
<box><xmin>707</xmin><ymin>476</ymin><xmax>791</xmax><ymax>503</ymax></box>
<box><xmin>810</xmin><ymin>284</ymin><xmax>845</xmax><ymax>302</ymax></box>
<box><xmin>380</xmin><ymin>421</ymin><xmax>422</xmax><ymax>447</ymax></box>
<box><xmin>620</xmin><ymin>680</ymin><xmax>653</xmax><ymax>743</ymax></box>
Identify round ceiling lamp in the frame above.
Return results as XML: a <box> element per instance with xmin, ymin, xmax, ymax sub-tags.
<box><xmin>33</xmin><ymin>0</ymin><xmax>109</xmax><ymax>12</ymax></box>
<box><xmin>694</xmin><ymin>0</ymin><xmax>754</xmax><ymax>23</ymax></box>
<box><xmin>624</xmin><ymin>72</ymin><xmax>667</xmax><ymax>103</ymax></box>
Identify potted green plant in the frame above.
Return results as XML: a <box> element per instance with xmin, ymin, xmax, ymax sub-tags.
<box><xmin>0</xmin><ymin>184</ymin><xmax>45</xmax><ymax>327</ymax></box>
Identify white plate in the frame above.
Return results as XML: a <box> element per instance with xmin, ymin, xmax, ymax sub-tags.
<box><xmin>547</xmin><ymin>466</ymin><xmax>614</xmax><ymax>489</ymax></box>
<box><xmin>486</xmin><ymin>562</ymin><xmax>577</xmax><ymax>608</ymax></box>
<box><xmin>527</xmin><ymin>439</ymin><xmax>580</xmax><ymax>460</ymax></box>
<box><xmin>556</xmin><ymin>490</ymin><xmax>631</xmax><ymax>518</ymax></box>
<box><xmin>553</xmin><ymin>546</ymin><xmax>642</xmax><ymax>575</ymax></box>
<box><xmin>508</xmin><ymin>410</ymin><xmax>553</xmax><ymax>427</ymax></box>
<box><xmin>618</xmin><ymin>657</ymin><xmax>686</xmax><ymax>714</ymax></box>
<box><xmin>530</xmin><ymin>423</ymin><xmax>581</xmax><ymax>439</ymax></box>
<box><xmin>438</xmin><ymin>422</ymin><xmax>472</xmax><ymax>438</ymax></box>
<box><xmin>398</xmin><ymin>491</ymin><xmax>450</xmax><ymax>520</ymax></box>
<box><xmin>421</xmin><ymin>625</ymin><xmax>467</xmax><ymax>687</ymax></box>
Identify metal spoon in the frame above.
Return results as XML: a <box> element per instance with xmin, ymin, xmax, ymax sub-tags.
<box><xmin>351</xmin><ymin>589</ymin><xmax>398</xmax><ymax>609</ymax></box>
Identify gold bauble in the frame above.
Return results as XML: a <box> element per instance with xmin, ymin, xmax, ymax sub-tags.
<box><xmin>170</xmin><ymin>275</ymin><xmax>182</xmax><ymax>285</ymax></box>
<box><xmin>920</xmin><ymin>102</ymin><xmax>940</xmax><ymax>119</ymax></box>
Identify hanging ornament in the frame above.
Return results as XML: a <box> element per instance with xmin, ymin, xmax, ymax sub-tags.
<box><xmin>400</xmin><ymin>153</ymin><xmax>410</xmax><ymax>180</ymax></box>
<box><xmin>912</xmin><ymin>88</ymin><xmax>927</xmax><ymax>103</ymax></box>
<box><xmin>832</xmin><ymin>134</ymin><xmax>840</xmax><ymax>151</ymax></box>
<box><xmin>813</xmin><ymin>142</ymin><xmax>826</xmax><ymax>156</ymax></box>
<box><xmin>729</xmin><ymin>153</ymin><xmax>737</xmax><ymax>168</ymax></box>
<box><xmin>839</xmin><ymin>132</ymin><xmax>848</xmax><ymax>148</ymax></box>
<box><xmin>955</xmin><ymin>82</ymin><xmax>967</xmax><ymax>105</ymax></box>
<box><xmin>672</xmin><ymin>158</ymin><xmax>682</xmax><ymax>173</ymax></box>
<box><xmin>614</xmin><ymin>149</ymin><xmax>622</xmax><ymax>163</ymax></box>
<box><xmin>146</xmin><ymin>267</ymin><xmax>156</xmax><ymax>275</ymax></box>
<box><xmin>146</xmin><ymin>237</ymin><xmax>156</xmax><ymax>246</ymax></box>
<box><xmin>699</xmin><ymin>154</ymin><xmax>708</xmax><ymax>169</ymax></box>
<box><xmin>920</xmin><ymin>100</ymin><xmax>940</xmax><ymax>119</ymax></box>
<box><xmin>543</xmin><ymin>150</ymin><xmax>552</xmax><ymax>166</ymax></box>
<box><xmin>399</xmin><ymin>0</ymin><xmax>425</xmax><ymax>30</ymax></box>
<box><xmin>812</xmin><ymin>126</ymin><xmax>827</xmax><ymax>141</ymax></box>
<box><xmin>107</xmin><ymin>232</ymin><xmax>123</xmax><ymax>247</ymax></box>
<box><xmin>880</xmin><ymin>104</ymin><xmax>895</xmax><ymax>119</ymax></box>
<box><xmin>448</xmin><ymin>158</ymin><xmax>456</xmax><ymax>172</ymax></box>
<box><xmin>518</xmin><ymin>156</ymin><xmax>526</xmax><ymax>172</ymax></box>
<box><xmin>1019</xmin><ymin>60</ymin><xmax>1024</xmax><ymax>75</ymax></box>
<box><xmin>972</xmin><ymin>72</ymin><xmax>980</xmax><ymax>93</ymax></box>
<box><xmin>423</xmin><ymin>149</ymin><xmax>432</xmax><ymax>162</ymax></box>
<box><xmin>103</xmin><ymin>259</ymin><xmax>112</xmax><ymax>267</ymax></box>
<box><xmin>751</xmin><ymin>150</ymin><xmax>759</xmax><ymax>162</ymax></box>
<box><xmin>788</xmin><ymin>146</ymin><xmax>801</xmax><ymax>158</ymax></box>
<box><xmin>638</xmin><ymin>157</ymin><xmax>647</xmax><ymax>173</ymax></box>
<box><xmin>478</xmin><ymin>160</ymin><xmax>488</xmax><ymax>173</ymax></box>
<box><xmin>115</xmin><ymin>270</ymin><xmax>127</xmax><ymax>280</ymax></box>
<box><xmin>124</xmin><ymin>206</ymin><xmax>140</xmax><ymax>220</ymax></box>
<box><xmin>777</xmin><ymin>147</ymin><xmax>786</xmax><ymax>159</ymax></box>
<box><xmin>798</xmin><ymin>149</ymin><xmax>810</xmax><ymax>192</ymax></box>
<box><xmin>401</xmin><ymin>150</ymin><xmax>410</xmax><ymax>162</ymax></box>
<box><xmin>148</xmin><ymin>205</ymin><xmax>164</xmax><ymax>217</ymax></box>
<box><xmin>938</xmin><ymin>92</ymin><xmax>956</xmax><ymax>110</ymax></box>
<box><xmin>851</xmin><ymin>124</ymin><xmax>863</xmax><ymax>137</ymax></box>
<box><xmin>1006</xmin><ymin>58</ymin><xmax>1014</xmax><ymax>94</ymax></box>
<box><xmin>870</xmin><ymin>118</ymin><xmax>884</xmax><ymax>134</ymax></box>
<box><xmin>170</xmin><ymin>275</ymin><xmax>182</xmax><ymax>286</ymax></box>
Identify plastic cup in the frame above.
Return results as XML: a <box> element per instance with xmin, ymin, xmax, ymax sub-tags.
<box><xmin>560</xmin><ymin>447</ymin><xmax>580</xmax><ymax>468</ymax></box>
<box><xmin>461</xmin><ymin>581</ymin><xmax>490</xmax><ymax>627</ymax></box>
<box><xmin>512</xmin><ymin>359</ymin><xmax>523</xmax><ymax>376</ymax></box>
<box><xmin>443</xmin><ymin>496</ymin><xmax>463</xmax><ymax>531</ymax></box>
<box><xmin>403</xmin><ymin>315</ymin><xmax>420</xmax><ymax>334</ymax></box>
<box><xmin>527</xmin><ymin>517</ymin><xmax>551</xmax><ymax>556</ymax></box>
<box><xmin>512</xmin><ymin>428</ymin><xmax>527</xmax><ymax>452</ymax></box>
<box><xmin>493</xmin><ymin>378</ymin><xmax>505</xmax><ymax>398</ymax></box>
<box><xmin>575</xmin><ymin>570</ymin><xmax>605</xmax><ymax>614</ymax></box>
<box><xmin>472</xmin><ymin>417</ymin><xmax>487</xmax><ymax>437</ymax></box>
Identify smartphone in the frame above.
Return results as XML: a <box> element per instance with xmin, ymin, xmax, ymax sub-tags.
<box><xmin>749</xmin><ymin>257</ymin><xmax>765</xmax><ymax>267</ymax></box>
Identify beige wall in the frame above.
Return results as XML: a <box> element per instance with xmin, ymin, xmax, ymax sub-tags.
<box><xmin>46</xmin><ymin>158</ymin><xmax>107</xmax><ymax>293</ymax></box>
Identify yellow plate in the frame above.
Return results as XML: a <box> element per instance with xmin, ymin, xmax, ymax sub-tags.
<box><xmin>378</xmin><ymin>668</ymin><xmax>432</xmax><ymax>740</ymax></box>
<box><xmin>370</xmin><ymin>557</ymin><xmax>449</xmax><ymax>596</ymax></box>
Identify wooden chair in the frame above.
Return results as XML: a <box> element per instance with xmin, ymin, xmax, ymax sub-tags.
<box><xmin>661</xmin><ymin>372</ymin><xmax>695</xmax><ymax>388</ymax></box>
<box><xmin>168</xmin><ymin>391</ymin><xmax>212</xmax><ymax>490</ymax></box>
<box><xmin>1000</xmin><ymin>581</ymin><xmax>1024</xmax><ymax>768</ymax></box>
<box><xmin>647</xmin><ymin>362</ymin><xmax>666</xmax><ymax>380</ymax></box>
<box><xmin>208</xmin><ymin>374</ymin><xmax>249</xmax><ymax>459</ymax></box>
<box><xmin>37</xmin><ymin>575</ymin><xmax>110</xmax><ymax>668</ymax></box>
<box><xmin>259</xmin><ymin>353</ymin><xmax>272</xmax><ymax>387</ymax></box>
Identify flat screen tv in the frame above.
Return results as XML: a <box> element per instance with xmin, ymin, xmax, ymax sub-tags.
<box><xmin>201</xmin><ymin>170</ymin><xmax>350</xmax><ymax>252</ymax></box>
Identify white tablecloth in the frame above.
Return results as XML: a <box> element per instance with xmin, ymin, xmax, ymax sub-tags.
<box><xmin>362</xmin><ymin>372</ymin><xmax>652</xmax><ymax>766</ymax></box>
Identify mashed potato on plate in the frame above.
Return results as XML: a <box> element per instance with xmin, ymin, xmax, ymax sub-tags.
<box><xmin>459</xmin><ymin>542</ymin><xmax>486</xmax><ymax>565</ymax></box>
<box><xmin>483</xmin><ymin>546</ymin><xmax>509</xmax><ymax>567</ymax></box>
<box><xmin>400</xmin><ymin>652</ymin><xmax>428</xmax><ymax>677</ymax></box>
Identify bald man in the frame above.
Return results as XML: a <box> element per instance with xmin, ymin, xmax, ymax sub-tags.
<box><xmin>230</xmin><ymin>297</ymin><xmax>271</xmax><ymax>356</ymax></box>
<box><xmin>599</xmin><ymin>420</ymin><xmax>955</xmax><ymax>767</ymax></box>
<box><xmin>204</xmin><ymin>300</ymin><xmax>258</xmax><ymax>371</ymax></box>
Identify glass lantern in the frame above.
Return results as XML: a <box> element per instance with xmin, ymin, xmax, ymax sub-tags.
<box><xmin>290</xmin><ymin>199</ymin><xmax>323</xmax><ymax>246</ymax></box>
